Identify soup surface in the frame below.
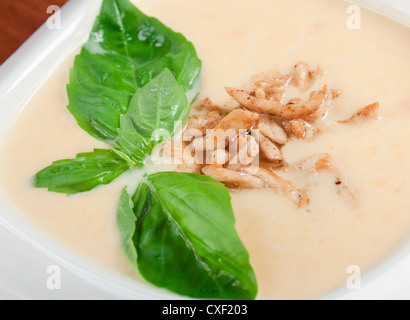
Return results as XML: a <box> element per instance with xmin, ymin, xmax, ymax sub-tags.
<box><xmin>1</xmin><ymin>0</ymin><xmax>410</xmax><ymax>299</ymax></box>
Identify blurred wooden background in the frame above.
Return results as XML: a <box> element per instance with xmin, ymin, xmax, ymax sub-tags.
<box><xmin>0</xmin><ymin>0</ymin><xmax>69</xmax><ymax>65</ymax></box>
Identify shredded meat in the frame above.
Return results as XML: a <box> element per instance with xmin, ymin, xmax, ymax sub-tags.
<box><xmin>201</xmin><ymin>165</ymin><xmax>265</xmax><ymax>189</ymax></box>
<box><xmin>214</xmin><ymin>109</ymin><xmax>259</xmax><ymax>133</ymax></box>
<box><xmin>286</xmin><ymin>153</ymin><xmax>357</xmax><ymax>203</ymax></box>
<box><xmin>184</xmin><ymin>111</ymin><xmax>222</xmax><ymax>139</ymax></box>
<box><xmin>258</xmin><ymin>133</ymin><xmax>283</xmax><ymax>162</ymax></box>
<box><xmin>193</xmin><ymin>109</ymin><xmax>259</xmax><ymax>151</ymax></box>
<box><xmin>253</xmin><ymin>74</ymin><xmax>291</xmax><ymax>102</ymax></box>
<box><xmin>339</xmin><ymin>102</ymin><xmax>380</xmax><ymax>123</ymax></box>
<box><xmin>254</xmin><ymin>74</ymin><xmax>292</xmax><ymax>89</ymax></box>
<box><xmin>163</xmin><ymin>61</ymin><xmax>375</xmax><ymax>208</ymax></box>
<box><xmin>283</xmin><ymin>119</ymin><xmax>309</xmax><ymax>139</ymax></box>
<box><xmin>288</xmin><ymin>153</ymin><xmax>332</xmax><ymax>172</ymax></box>
<box><xmin>231</xmin><ymin>134</ymin><xmax>260</xmax><ymax>166</ymax></box>
<box><xmin>283</xmin><ymin>119</ymin><xmax>323</xmax><ymax>140</ymax></box>
<box><xmin>288</xmin><ymin>85</ymin><xmax>334</xmax><ymax>122</ymax></box>
<box><xmin>225</xmin><ymin>87</ymin><xmax>295</xmax><ymax>118</ymax></box>
<box><xmin>256</xmin><ymin>115</ymin><xmax>288</xmax><ymax>145</ymax></box>
<box><xmin>241</xmin><ymin>167</ymin><xmax>309</xmax><ymax>208</ymax></box>
<box><xmin>195</xmin><ymin>97</ymin><xmax>229</xmax><ymax>112</ymax></box>
<box><xmin>291</xmin><ymin>62</ymin><xmax>326</xmax><ymax>92</ymax></box>
<box><xmin>208</xmin><ymin>149</ymin><xmax>230</xmax><ymax>167</ymax></box>
<box><xmin>225</xmin><ymin>84</ymin><xmax>337</xmax><ymax>122</ymax></box>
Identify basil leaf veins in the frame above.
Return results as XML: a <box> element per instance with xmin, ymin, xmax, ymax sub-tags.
<box><xmin>116</xmin><ymin>68</ymin><xmax>189</xmax><ymax>166</ymax></box>
<box><xmin>67</xmin><ymin>0</ymin><xmax>202</xmax><ymax>145</ymax></box>
<box><xmin>117</xmin><ymin>172</ymin><xmax>258</xmax><ymax>300</ymax></box>
<box><xmin>34</xmin><ymin>149</ymin><xmax>130</xmax><ymax>195</ymax></box>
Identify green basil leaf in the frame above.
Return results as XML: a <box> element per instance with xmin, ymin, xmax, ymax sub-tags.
<box><xmin>67</xmin><ymin>0</ymin><xmax>201</xmax><ymax>144</ymax></box>
<box><xmin>117</xmin><ymin>187</ymin><xmax>138</xmax><ymax>265</ymax></box>
<box><xmin>116</xmin><ymin>68</ymin><xmax>189</xmax><ymax>166</ymax></box>
<box><xmin>34</xmin><ymin>149</ymin><xmax>130</xmax><ymax>195</ymax></box>
<box><xmin>117</xmin><ymin>183</ymin><xmax>153</xmax><ymax>266</ymax></box>
<box><xmin>118</xmin><ymin>172</ymin><xmax>258</xmax><ymax>300</ymax></box>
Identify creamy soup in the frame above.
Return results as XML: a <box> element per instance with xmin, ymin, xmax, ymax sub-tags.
<box><xmin>1</xmin><ymin>0</ymin><xmax>410</xmax><ymax>300</ymax></box>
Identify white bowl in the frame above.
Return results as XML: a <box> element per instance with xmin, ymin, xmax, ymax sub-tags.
<box><xmin>0</xmin><ymin>0</ymin><xmax>409</xmax><ymax>300</ymax></box>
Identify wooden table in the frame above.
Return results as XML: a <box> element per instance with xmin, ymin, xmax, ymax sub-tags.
<box><xmin>0</xmin><ymin>0</ymin><xmax>69</xmax><ymax>65</ymax></box>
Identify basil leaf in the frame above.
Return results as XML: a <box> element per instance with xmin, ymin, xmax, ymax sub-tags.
<box><xmin>118</xmin><ymin>172</ymin><xmax>258</xmax><ymax>300</ymax></box>
<box><xmin>116</xmin><ymin>68</ymin><xmax>189</xmax><ymax>166</ymax></box>
<box><xmin>34</xmin><ymin>149</ymin><xmax>130</xmax><ymax>195</ymax></box>
<box><xmin>117</xmin><ymin>187</ymin><xmax>138</xmax><ymax>265</ymax></box>
<box><xmin>117</xmin><ymin>183</ymin><xmax>154</xmax><ymax>266</ymax></box>
<box><xmin>67</xmin><ymin>0</ymin><xmax>202</xmax><ymax>144</ymax></box>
